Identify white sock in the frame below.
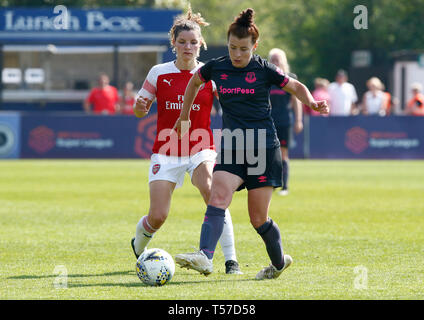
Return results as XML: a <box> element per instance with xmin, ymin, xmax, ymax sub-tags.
<box><xmin>134</xmin><ymin>216</ymin><xmax>156</xmax><ymax>255</ymax></box>
<box><xmin>218</xmin><ymin>209</ymin><xmax>237</xmax><ymax>262</ymax></box>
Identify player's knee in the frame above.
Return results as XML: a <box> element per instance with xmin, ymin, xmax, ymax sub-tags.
<box><xmin>209</xmin><ymin>190</ymin><xmax>231</xmax><ymax>209</ymax></box>
<box><xmin>249</xmin><ymin>215</ymin><xmax>267</xmax><ymax>229</ymax></box>
<box><xmin>147</xmin><ymin>209</ymin><xmax>168</xmax><ymax>229</ymax></box>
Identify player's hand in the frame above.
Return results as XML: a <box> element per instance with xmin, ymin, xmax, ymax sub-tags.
<box><xmin>310</xmin><ymin>100</ymin><xmax>329</xmax><ymax>115</ymax></box>
<box><xmin>133</xmin><ymin>97</ymin><xmax>151</xmax><ymax>116</ymax></box>
<box><xmin>172</xmin><ymin>117</ymin><xmax>191</xmax><ymax>139</ymax></box>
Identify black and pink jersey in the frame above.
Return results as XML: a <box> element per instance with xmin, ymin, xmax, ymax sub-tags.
<box><xmin>137</xmin><ymin>61</ymin><xmax>216</xmax><ymax>156</ymax></box>
<box><xmin>198</xmin><ymin>55</ymin><xmax>289</xmax><ymax>149</ymax></box>
<box><xmin>270</xmin><ymin>73</ymin><xmax>298</xmax><ymax>127</ymax></box>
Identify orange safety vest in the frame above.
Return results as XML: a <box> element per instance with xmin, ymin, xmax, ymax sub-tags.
<box><xmin>383</xmin><ymin>92</ymin><xmax>392</xmax><ymax>115</ymax></box>
<box><xmin>408</xmin><ymin>93</ymin><xmax>424</xmax><ymax>116</ymax></box>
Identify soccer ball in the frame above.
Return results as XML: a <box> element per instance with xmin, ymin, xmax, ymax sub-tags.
<box><xmin>136</xmin><ymin>248</ymin><xmax>175</xmax><ymax>286</ymax></box>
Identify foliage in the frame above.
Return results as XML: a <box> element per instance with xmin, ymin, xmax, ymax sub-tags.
<box><xmin>190</xmin><ymin>0</ymin><xmax>424</xmax><ymax>84</ymax></box>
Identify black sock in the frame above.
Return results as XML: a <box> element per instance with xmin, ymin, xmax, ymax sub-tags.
<box><xmin>255</xmin><ymin>219</ymin><xmax>285</xmax><ymax>270</ymax></box>
<box><xmin>199</xmin><ymin>205</ymin><xmax>226</xmax><ymax>259</ymax></box>
<box><xmin>282</xmin><ymin>160</ymin><xmax>289</xmax><ymax>190</ymax></box>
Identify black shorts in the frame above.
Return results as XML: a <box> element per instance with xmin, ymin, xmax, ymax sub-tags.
<box><xmin>275</xmin><ymin>125</ymin><xmax>291</xmax><ymax>148</ymax></box>
<box><xmin>214</xmin><ymin>147</ymin><xmax>282</xmax><ymax>191</ymax></box>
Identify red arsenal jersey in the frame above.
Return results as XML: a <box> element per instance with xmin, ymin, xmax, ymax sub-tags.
<box><xmin>137</xmin><ymin>61</ymin><xmax>216</xmax><ymax>156</ymax></box>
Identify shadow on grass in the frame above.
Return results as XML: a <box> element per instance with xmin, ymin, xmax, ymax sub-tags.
<box><xmin>67</xmin><ymin>278</ymin><xmax>256</xmax><ymax>288</ymax></box>
<box><xmin>8</xmin><ymin>269</ymin><xmax>257</xmax><ymax>288</ymax></box>
<box><xmin>8</xmin><ymin>270</ymin><xmax>134</xmax><ymax>280</ymax></box>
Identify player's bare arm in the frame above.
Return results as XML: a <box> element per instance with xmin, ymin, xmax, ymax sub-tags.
<box><xmin>173</xmin><ymin>71</ymin><xmax>203</xmax><ymax>137</ymax></box>
<box><xmin>133</xmin><ymin>96</ymin><xmax>153</xmax><ymax>118</ymax></box>
<box><xmin>291</xmin><ymin>95</ymin><xmax>304</xmax><ymax>134</ymax></box>
<box><xmin>284</xmin><ymin>78</ymin><xmax>330</xmax><ymax>115</ymax></box>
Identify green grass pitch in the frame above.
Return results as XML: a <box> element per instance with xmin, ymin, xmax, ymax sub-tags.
<box><xmin>0</xmin><ymin>159</ymin><xmax>423</xmax><ymax>300</ymax></box>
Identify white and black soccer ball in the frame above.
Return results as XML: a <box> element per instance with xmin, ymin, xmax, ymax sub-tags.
<box><xmin>136</xmin><ymin>248</ymin><xmax>175</xmax><ymax>286</ymax></box>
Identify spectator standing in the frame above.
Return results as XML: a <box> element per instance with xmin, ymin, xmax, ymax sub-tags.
<box><xmin>406</xmin><ymin>82</ymin><xmax>424</xmax><ymax>116</ymax></box>
<box><xmin>328</xmin><ymin>69</ymin><xmax>358</xmax><ymax>116</ymax></box>
<box><xmin>361</xmin><ymin>77</ymin><xmax>386</xmax><ymax>116</ymax></box>
<box><xmin>305</xmin><ymin>77</ymin><xmax>330</xmax><ymax>116</ymax></box>
<box><xmin>84</xmin><ymin>73</ymin><xmax>120</xmax><ymax>115</ymax></box>
<box><xmin>381</xmin><ymin>83</ymin><xmax>394</xmax><ymax>116</ymax></box>
<box><xmin>119</xmin><ymin>81</ymin><xmax>136</xmax><ymax>115</ymax></box>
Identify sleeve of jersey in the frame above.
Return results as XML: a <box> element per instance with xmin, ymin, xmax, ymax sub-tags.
<box><xmin>136</xmin><ymin>66</ymin><xmax>158</xmax><ymax>101</ymax></box>
<box><xmin>211</xmin><ymin>80</ymin><xmax>218</xmax><ymax>98</ymax></box>
<box><xmin>266</xmin><ymin>62</ymin><xmax>290</xmax><ymax>89</ymax></box>
<box><xmin>197</xmin><ymin>60</ymin><xmax>214</xmax><ymax>83</ymax></box>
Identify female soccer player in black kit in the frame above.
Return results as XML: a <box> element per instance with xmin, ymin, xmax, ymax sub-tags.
<box><xmin>174</xmin><ymin>8</ymin><xmax>329</xmax><ymax>279</ymax></box>
<box><xmin>268</xmin><ymin>48</ymin><xmax>303</xmax><ymax>196</ymax></box>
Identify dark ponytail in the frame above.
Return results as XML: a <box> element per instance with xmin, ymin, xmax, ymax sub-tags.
<box><xmin>227</xmin><ymin>8</ymin><xmax>259</xmax><ymax>43</ymax></box>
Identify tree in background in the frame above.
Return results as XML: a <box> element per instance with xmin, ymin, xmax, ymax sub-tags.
<box><xmin>189</xmin><ymin>0</ymin><xmax>424</xmax><ymax>87</ymax></box>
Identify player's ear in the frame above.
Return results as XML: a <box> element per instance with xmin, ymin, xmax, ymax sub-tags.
<box><xmin>252</xmin><ymin>41</ymin><xmax>259</xmax><ymax>52</ymax></box>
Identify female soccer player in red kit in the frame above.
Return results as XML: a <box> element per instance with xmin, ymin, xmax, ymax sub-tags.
<box><xmin>131</xmin><ymin>6</ymin><xmax>241</xmax><ymax>274</ymax></box>
<box><xmin>174</xmin><ymin>8</ymin><xmax>329</xmax><ymax>279</ymax></box>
